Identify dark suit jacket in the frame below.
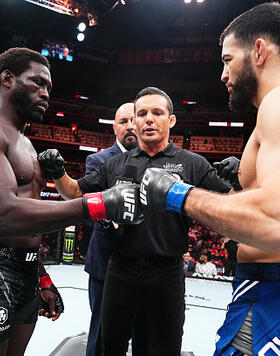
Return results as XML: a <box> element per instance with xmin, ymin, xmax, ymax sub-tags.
<box><xmin>84</xmin><ymin>141</ymin><xmax>122</xmax><ymax>280</ymax></box>
<box><xmin>184</xmin><ymin>260</ymin><xmax>196</xmax><ymax>273</ymax></box>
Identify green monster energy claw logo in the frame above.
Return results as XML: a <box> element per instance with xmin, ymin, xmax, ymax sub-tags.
<box><xmin>64</xmin><ymin>238</ymin><xmax>74</xmax><ymax>252</ymax></box>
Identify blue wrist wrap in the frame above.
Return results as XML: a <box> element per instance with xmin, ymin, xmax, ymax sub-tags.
<box><xmin>166</xmin><ymin>181</ymin><xmax>194</xmax><ymax>213</ymax></box>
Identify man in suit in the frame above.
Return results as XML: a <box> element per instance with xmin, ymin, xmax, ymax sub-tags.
<box><xmin>85</xmin><ymin>103</ymin><xmax>138</xmax><ymax>356</ymax></box>
<box><xmin>183</xmin><ymin>252</ymin><xmax>196</xmax><ymax>274</ymax></box>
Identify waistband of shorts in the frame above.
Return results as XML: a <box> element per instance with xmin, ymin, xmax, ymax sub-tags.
<box><xmin>236</xmin><ymin>262</ymin><xmax>280</xmax><ymax>281</ymax></box>
<box><xmin>111</xmin><ymin>252</ymin><xmax>182</xmax><ymax>266</ymax></box>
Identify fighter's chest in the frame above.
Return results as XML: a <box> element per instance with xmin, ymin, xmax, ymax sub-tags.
<box><xmin>239</xmin><ymin>132</ymin><xmax>259</xmax><ymax>189</ymax></box>
<box><xmin>7</xmin><ymin>135</ymin><xmax>39</xmax><ymax>186</ymax></box>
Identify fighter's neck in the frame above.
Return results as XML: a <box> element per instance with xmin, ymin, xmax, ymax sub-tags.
<box><xmin>255</xmin><ymin>73</ymin><xmax>280</xmax><ymax>107</ymax></box>
<box><xmin>0</xmin><ymin>98</ymin><xmax>26</xmax><ymax>131</ymax></box>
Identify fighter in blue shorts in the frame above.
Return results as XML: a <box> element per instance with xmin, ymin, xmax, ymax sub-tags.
<box><xmin>214</xmin><ymin>263</ymin><xmax>280</xmax><ymax>356</ymax></box>
<box><xmin>137</xmin><ymin>3</ymin><xmax>280</xmax><ymax>356</ymax></box>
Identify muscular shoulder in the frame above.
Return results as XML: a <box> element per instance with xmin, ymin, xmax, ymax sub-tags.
<box><xmin>0</xmin><ymin>125</ymin><xmax>9</xmax><ymax>153</ymax></box>
<box><xmin>256</xmin><ymin>86</ymin><xmax>280</xmax><ymax>141</ymax></box>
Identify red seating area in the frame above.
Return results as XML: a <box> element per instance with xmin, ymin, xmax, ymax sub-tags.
<box><xmin>29</xmin><ymin>123</ymin><xmax>243</xmax><ymax>154</ymax></box>
<box><xmin>170</xmin><ymin>135</ymin><xmax>184</xmax><ymax>149</ymax></box>
<box><xmin>29</xmin><ymin>123</ymin><xmax>115</xmax><ymax>149</ymax></box>
<box><xmin>119</xmin><ymin>46</ymin><xmax>220</xmax><ymax>65</ymax></box>
<box><xmin>29</xmin><ymin>123</ymin><xmax>184</xmax><ymax>150</ymax></box>
<box><xmin>190</xmin><ymin>136</ymin><xmax>243</xmax><ymax>154</ymax></box>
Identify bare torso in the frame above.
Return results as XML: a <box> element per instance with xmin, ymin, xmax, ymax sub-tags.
<box><xmin>0</xmin><ymin>119</ymin><xmax>44</xmax><ymax>247</ymax></box>
<box><xmin>238</xmin><ymin>128</ymin><xmax>280</xmax><ymax>262</ymax></box>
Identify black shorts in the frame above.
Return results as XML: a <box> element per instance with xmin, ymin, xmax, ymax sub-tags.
<box><xmin>0</xmin><ymin>256</ymin><xmax>39</xmax><ymax>342</ymax></box>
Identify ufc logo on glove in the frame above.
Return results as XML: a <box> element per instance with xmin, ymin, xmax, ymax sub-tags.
<box><xmin>140</xmin><ymin>173</ymin><xmax>151</xmax><ymax>206</ymax></box>
<box><xmin>123</xmin><ymin>191</ymin><xmax>136</xmax><ymax>221</ymax></box>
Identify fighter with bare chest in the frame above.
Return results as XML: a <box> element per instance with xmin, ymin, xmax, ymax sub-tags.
<box><xmin>238</xmin><ymin>123</ymin><xmax>280</xmax><ymax>263</ymax></box>
<box><xmin>140</xmin><ymin>4</ymin><xmax>280</xmax><ymax>354</ymax></box>
<box><xmin>0</xmin><ymin>48</ymin><xmax>65</xmax><ymax>356</ymax></box>
<box><xmin>0</xmin><ymin>47</ymin><xmax>143</xmax><ymax>356</ymax></box>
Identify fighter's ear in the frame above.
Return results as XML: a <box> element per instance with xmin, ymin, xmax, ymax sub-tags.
<box><xmin>0</xmin><ymin>70</ymin><xmax>14</xmax><ymax>89</ymax></box>
<box><xmin>254</xmin><ymin>38</ymin><xmax>269</xmax><ymax>66</ymax></box>
<box><xmin>169</xmin><ymin>114</ymin><xmax>176</xmax><ymax>129</ymax></box>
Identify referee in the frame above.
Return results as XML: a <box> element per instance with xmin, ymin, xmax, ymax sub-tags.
<box><xmin>40</xmin><ymin>87</ymin><xmax>232</xmax><ymax>356</ymax></box>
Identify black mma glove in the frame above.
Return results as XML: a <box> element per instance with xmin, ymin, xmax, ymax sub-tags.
<box><xmin>140</xmin><ymin>168</ymin><xmax>194</xmax><ymax>213</ymax></box>
<box><xmin>213</xmin><ymin>156</ymin><xmax>242</xmax><ymax>191</ymax></box>
<box><xmin>38</xmin><ymin>149</ymin><xmax>65</xmax><ymax>179</ymax></box>
<box><xmin>39</xmin><ymin>274</ymin><xmax>64</xmax><ymax>321</ymax></box>
<box><xmin>83</xmin><ymin>183</ymin><xmax>143</xmax><ymax>224</ymax></box>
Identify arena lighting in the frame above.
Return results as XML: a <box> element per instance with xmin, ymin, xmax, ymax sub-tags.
<box><xmin>56</xmin><ymin>112</ymin><xmax>64</xmax><ymax>117</ymax></box>
<box><xmin>77</xmin><ymin>33</ymin><xmax>85</xmax><ymax>41</ymax></box>
<box><xmin>25</xmin><ymin>0</ymin><xmax>74</xmax><ymax>15</ymax></box>
<box><xmin>120</xmin><ymin>0</ymin><xmax>126</xmax><ymax>5</ymax></box>
<box><xmin>79</xmin><ymin>146</ymin><xmax>98</xmax><ymax>152</ymax></box>
<box><xmin>74</xmin><ymin>94</ymin><xmax>89</xmax><ymax>100</ymax></box>
<box><xmin>209</xmin><ymin>122</ymin><xmax>227</xmax><ymax>127</ymax></box>
<box><xmin>71</xmin><ymin>123</ymin><xmax>78</xmax><ymax>133</ymax></box>
<box><xmin>24</xmin><ymin>0</ymin><xmax>92</xmax><ymax>18</ymax></box>
<box><xmin>99</xmin><ymin>118</ymin><xmax>115</xmax><ymax>125</ymax></box>
<box><xmin>184</xmin><ymin>0</ymin><xmax>192</xmax><ymax>3</ymax></box>
<box><xmin>46</xmin><ymin>182</ymin><xmax>56</xmax><ymax>189</ymax></box>
<box><xmin>209</xmin><ymin>122</ymin><xmax>244</xmax><ymax>127</ymax></box>
<box><xmin>230</xmin><ymin>122</ymin><xmax>244</xmax><ymax>127</ymax></box>
<box><xmin>88</xmin><ymin>13</ymin><xmax>98</xmax><ymax>27</ymax></box>
<box><xmin>78</xmin><ymin>22</ymin><xmax>86</xmax><ymax>32</ymax></box>
<box><xmin>196</xmin><ymin>0</ymin><xmax>204</xmax><ymax>3</ymax></box>
<box><xmin>182</xmin><ymin>100</ymin><xmax>197</xmax><ymax>105</ymax></box>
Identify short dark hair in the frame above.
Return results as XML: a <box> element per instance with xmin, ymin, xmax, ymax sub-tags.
<box><xmin>220</xmin><ymin>2</ymin><xmax>280</xmax><ymax>50</ymax></box>
<box><xmin>134</xmin><ymin>87</ymin><xmax>174</xmax><ymax>115</ymax></box>
<box><xmin>0</xmin><ymin>47</ymin><xmax>50</xmax><ymax>76</ymax></box>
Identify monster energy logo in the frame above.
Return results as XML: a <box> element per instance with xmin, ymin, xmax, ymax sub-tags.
<box><xmin>64</xmin><ymin>237</ymin><xmax>74</xmax><ymax>252</ymax></box>
<box><xmin>63</xmin><ymin>232</ymin><xmax>75</xmax><ymax>263</ymax></box>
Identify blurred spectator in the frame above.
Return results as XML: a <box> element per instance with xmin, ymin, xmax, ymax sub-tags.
<box><xmin>211</xmin><ymin>251</ymin><xmax>225</xmax><ymax>275</ymax></box>
<box><xmin>195</xmin><ymin>254</ymin><xmax>217</xmax><ymax>275</ymax></box>
<box><xmin>39</xmin><ymin>241</ymin><xmax>49</xmax><ymax>257</ymax></box>
<box><xmin>224</xmin><ymin>238</ymin><xmax>238</xmax><ymax>276</ymax></box>
<box><xmin>210</xmin><ymin>243</ymin><xmax>218</xmax><ymax>257</ymax></box>
<box><xmin>185</xmin><ymin>220</ymin><xmax>238</xmax><ymax>276</ymax></box>
<box><xmin>183</xmin><ymin>252</ymin><xmax>196</xmax><ymax>274</ymax></box>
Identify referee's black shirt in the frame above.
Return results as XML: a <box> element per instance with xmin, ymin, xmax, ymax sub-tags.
<box><xmin>77</xmin><ymin>141</ymin><xmax>231</xmax><ymax>258</ymax></box>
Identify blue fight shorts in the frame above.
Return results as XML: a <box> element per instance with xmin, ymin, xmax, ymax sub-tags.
<box><xmin>214</xmin><ymin>263</ymin><xmax>280</xmax><ymax>356</ymax></box>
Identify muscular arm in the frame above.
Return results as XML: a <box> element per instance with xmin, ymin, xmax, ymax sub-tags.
<box><xmin>38</xmin><ymin>148</ymin><xmax>108</xmax><ymax>198</ymax></box>
<box><xmin>38</xmin><ymin>258</ymin><xmax>48</xmax><ymax>277</ymax></box>
<box><xmin>52</xmin><ymin>154</ymin><xmax>103</xmax><ymax>199</ymax></box>
<box><xmin>54</xmin><ymin>173</ymin><xmax>83</xmax><ymax>200</ymax></box>
<box><xmin>184</xmin><ymin>187</ymin><xmax>275</xmax><ymax>249</ymax></box>
<box><xmin>0</xmin><ymin>189</ymin><xmax>83</xmax><ymax>239</ymax></box>
<box><xmin>183</xmin><ymin>91</ymin><xmax>280</xmax><ymax>250</ymax></box>
<box><xmin>0</xmin><ymin>133</ymin><xmax>83</xmax><ymax>239</ymax></box>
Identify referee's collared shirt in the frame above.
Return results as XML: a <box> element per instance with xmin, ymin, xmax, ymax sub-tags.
<box><xmin>78</xmin><ymin>141</ymin><xmax>230</xmax><ymax>258</ymax></box>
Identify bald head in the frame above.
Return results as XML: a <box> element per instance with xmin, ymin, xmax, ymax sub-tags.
<box><xmin>113</xmin><ymin>103</ymin><xmax>138</xmax><ymax>151</ymax></box>
<box><xmin>115</xmin><ymin>103</ymin><xmax>134</xmax><ymax>121</ymax></box>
